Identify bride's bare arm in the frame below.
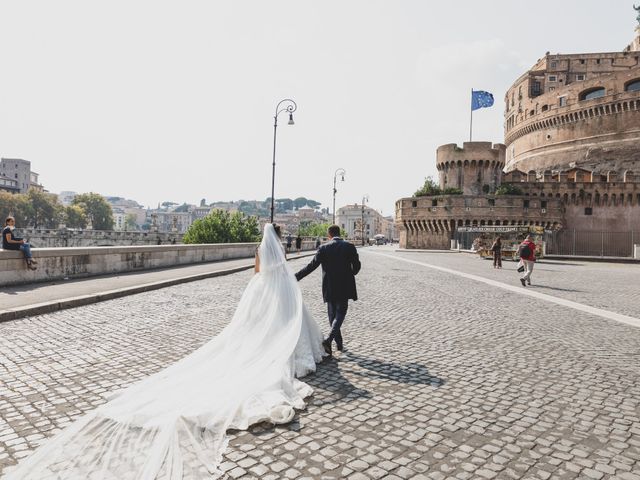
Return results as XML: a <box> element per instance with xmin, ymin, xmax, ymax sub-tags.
<box><xmin>254</xmin><ymin>250</ymin><xmax>260</xmax><ymax>273</ymax></box>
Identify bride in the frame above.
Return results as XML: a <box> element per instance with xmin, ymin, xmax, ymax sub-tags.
<box><xmin>6</xmin><ymin>223</ymin><xmax>325</xmax><ymax>480</ymax></box>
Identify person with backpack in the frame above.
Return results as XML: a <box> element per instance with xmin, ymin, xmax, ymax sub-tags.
<box><xmin>518</xmin><ymin>234</ymin><xmax>536</xmax><ymax>286</ymax></box>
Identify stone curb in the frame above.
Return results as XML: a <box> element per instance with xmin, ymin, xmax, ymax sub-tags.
<box><xmin>0</xmin><ymin>252</ymin><xmax>316</xmax><ymax>323</ymax></box>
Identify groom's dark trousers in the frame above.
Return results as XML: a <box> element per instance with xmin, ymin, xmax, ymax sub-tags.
<box><xmin>295</xmin><ymin>236</ymin><xmax>360</xmax><ymax>349</ymax></box>
<box><xmin>327</xmin><ymin>301</ymin><xmax>348</xmax><ymax>349</ymax></box>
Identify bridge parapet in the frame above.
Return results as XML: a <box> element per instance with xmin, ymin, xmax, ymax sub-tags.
<box><xmin>0</xmin><ymin>241</ymin><xmax>316</xmax><ymax>287</ymax></box>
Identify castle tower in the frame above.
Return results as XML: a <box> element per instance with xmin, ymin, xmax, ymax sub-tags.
<box><xmin>504</xmin><ymin>19</ymin><xmax>640</xmax><ymax>175</ymax></box>
<box><xmin>436</xmin><ymin>142</ymin><xmax>506</xmax><ymax>195</ymax></box>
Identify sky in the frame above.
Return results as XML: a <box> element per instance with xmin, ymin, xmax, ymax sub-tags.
<box><xmin>0</xmin><ymin>1</ymin><xmax>636</xmax><ymax>215</ymax></box>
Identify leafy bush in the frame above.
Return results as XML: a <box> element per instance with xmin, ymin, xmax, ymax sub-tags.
<box><xmin>183</xmin><ymin>210</ymin><xmax>260</xmax><ymax>244</ymax></box>
<box><xmin>414</xmin><ymin>177</ymin><xmax>441</xmax><ymax>197</ymax></box>
<box><xmin>414</xmin><ymin>177</ymin><xmax>462</xmax><ymax>196</ymax></box>
<box><xmin>495</xmin><ymin>184</ymin><xmax>523</xmax><ymax>195</ymax></box>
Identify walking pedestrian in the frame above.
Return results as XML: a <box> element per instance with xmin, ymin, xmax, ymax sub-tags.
<box><xmin>2</xmin><ymin>216</ymin><xmax>37</xmax><ymax>270</ymax></box>
<box><xmin>518</xmin><ymin>234</ymin><xmax>536</xmax><ymax>286</ymax></box>
<box><xmin>295</xmin><ymin>234</ymin><xmax>302</xmax><ymax>254</ymax></box>
<box><xmin>295</xmin><ymin>224</ymin><xmax>361</xmax><ymax>355</ymax></box>
<box><xmin>490</xmin><ymin>236</ymin><xmax>502</xmax><ymax>269</ymax></box>
<box><xmin>286</xmin><ymin>233</ymin><xmax>293</xmax><ymax>254</ymax></box>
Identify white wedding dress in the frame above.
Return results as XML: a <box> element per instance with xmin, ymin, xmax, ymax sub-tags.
<box><xmin>6</xmin><ymin>224</ymin><xmax>325</xmax><ymax>480</ymax></box>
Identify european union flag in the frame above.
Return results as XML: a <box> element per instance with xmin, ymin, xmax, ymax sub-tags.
<box><xmin>471</xmin><ymin>90</ymin><xmax>494</xmax><ymax>111</ymax></box>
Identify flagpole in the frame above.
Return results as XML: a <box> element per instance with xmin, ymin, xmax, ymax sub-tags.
<box><xmin>469</xmin><ymin>89</ymin><xmax>473</xmax><ymax>142</ymax></box>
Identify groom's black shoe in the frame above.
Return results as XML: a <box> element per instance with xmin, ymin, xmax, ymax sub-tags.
<box><xmin>336</xmin><ymin>343</ymin><xmax>344</xmax><ymax>352</ymax></box>
<box><xmin>322</xmin><ymin>339</ymin><xmax>332</xmax><ymax>356</ymax></box>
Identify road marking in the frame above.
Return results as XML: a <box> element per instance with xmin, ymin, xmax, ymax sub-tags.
<box><xmin>366</xmin><ymin>251</ymin><xmax>640</xmax><ymax>329</ymax></box>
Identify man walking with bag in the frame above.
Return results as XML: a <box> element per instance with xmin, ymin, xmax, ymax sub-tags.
<box><xmin>518</xmin><ymin>234</ymin><xmax>536</xmax><ymax>286</ymax></box>
<box><xmin>295</xmin><ymin>225</ymin><xmax>361</xmax><ymax>356</ymax></box>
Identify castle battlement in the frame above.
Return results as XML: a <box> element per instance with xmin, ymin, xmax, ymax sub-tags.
<box><xmin>435</xmin><ymin>143</ymin><xmax>506</xmax><ymax>196</ymax></box>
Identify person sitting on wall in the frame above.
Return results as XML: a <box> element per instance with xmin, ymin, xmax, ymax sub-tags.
<box><xmin>2</xmin><ymin>216</ymin><xmax>37</xmax><ymax>270</ymax></box>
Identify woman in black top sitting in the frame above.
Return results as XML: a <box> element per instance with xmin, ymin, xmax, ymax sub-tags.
<box><xmin>2</xmin><ymin>216</ymin><xmax>37</xmax><ymax>270</ymax></box>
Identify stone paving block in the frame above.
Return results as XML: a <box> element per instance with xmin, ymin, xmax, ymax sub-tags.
<box><xmin>0</xmin><ymin>252</ymin><xmax>639</xmax><ymax>479</ymax></box>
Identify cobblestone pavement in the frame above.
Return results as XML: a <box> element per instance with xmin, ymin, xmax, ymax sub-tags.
<box><xmin>392</xmin><ymin>249</ymin><xmax>640</xmax><ymax>319</ymax></box>
<box><xmin>1</xmin><ymin>249</ymin><xmax>639</xmax><ymax>479</ymax></box>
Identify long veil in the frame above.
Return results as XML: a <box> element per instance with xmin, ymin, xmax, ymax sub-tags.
<box><xmin>6</xmin><ymin>224</ymin><xmax>314</xmax><ymax>480</ymax></box>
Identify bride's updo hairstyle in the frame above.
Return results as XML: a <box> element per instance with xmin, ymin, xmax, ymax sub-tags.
<box><xmin>272</xmin><ymin>223</ymin><xmax>282</xmax><ymax>239</ymax></box>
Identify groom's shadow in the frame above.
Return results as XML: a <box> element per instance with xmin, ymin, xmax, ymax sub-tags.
<box><xmin>303</xmin><ymin>355</ymin><xmax>373</xmax><ymax>408</ymax></box>
<box><xmin>341</xmin><ymin>351</ymin><xmax>445</xmax><ymax>387</ymax></box>
<box><xmin>241</xmin><ymin>353</ymin><xmax>445</xmax><ymax>437</ymax></box>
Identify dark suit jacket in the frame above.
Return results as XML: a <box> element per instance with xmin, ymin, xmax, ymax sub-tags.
<box><xmin>295</xmin><ymin>237</ymin><xmax>361</xmax><ymax>302</ymax></box>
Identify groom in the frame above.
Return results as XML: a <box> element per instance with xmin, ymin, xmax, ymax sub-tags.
<box><xmin>295</xmin><ymin>225</ymin><xmax>361</xmax><ymax>356</ymax></box>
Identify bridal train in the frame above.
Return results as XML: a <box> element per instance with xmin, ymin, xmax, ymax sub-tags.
<box><xmin>6</xmin><ymin>224</ymin><xmax>324</xmax><ymax>480</ymax></box>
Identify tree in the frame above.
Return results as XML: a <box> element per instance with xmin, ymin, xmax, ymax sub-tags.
<box><xmin>183</xmin><ymin>210</ymin><xmax>260</xmax><ymax>244</ymax></box>
<box><xmin>173</xmin><ymin>203</ymin><xmax>190</xmax><ymax>213</ymax></box>
<box><xmin>0</xmin><ymin>192</ymin><xmax>30</xmax><ymax>226</ymax></box>
<box><xmin>125</xmin><ymin>214</ymin><xmax>138</xmax><ymax>231</ymax></box>
<box><xmin>298</xmin><ymin>221</ymin><xmax>346</xmax><ymax>238</ymax></box>
<box><xmin>293</xmin><ymin>197</ymin><xmax>309</xmax><ymax>209</ymax></box>
<box><xmin>495</xmin><ymin>184</ymin><xmax>523</xmax><ymax>195</ymax></box>
<box><xmin>72</xmin><ymin>193</ymin><xmax>114</xmax><ymax>230</ymax></box>
<box><xmin>26</xmin><ymin>189</ymin><xmax>62</xmax><ymax>228</ymax></box>
<box><xmin>414</xmin><ymin>177</ymin><xmax>441</xmax><ymax>197</ymax></box>
<box><xmin>64</xmin><ymin>205</ymin><xmax>88</xmax><ymax>228</ymax></box>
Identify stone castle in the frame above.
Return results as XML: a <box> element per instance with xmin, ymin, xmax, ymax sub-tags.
<box><xmin>397</xmin><ymin>17</ymin><xmax>640</xmax><ymax>250</ymax></box>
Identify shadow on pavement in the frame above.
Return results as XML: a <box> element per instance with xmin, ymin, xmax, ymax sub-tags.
<box><xmin>305</xmin><ymin>356</ymin><xmax>372</xmax><ymax>406</ymax></box>
<box><xmin>526</xmin><ymin>285</ymin><xmax>584</xmax><ymax>293</ymax></box>
<box><xmin>342</xmin><ymin>351</ymin><xmax>446</xmax><ymax>387</ymax></box>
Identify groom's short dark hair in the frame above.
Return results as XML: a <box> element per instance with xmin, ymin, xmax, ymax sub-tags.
<box><xmin>328</xmin><ymin>225</ymin><xmax>340</xmax><ymax>237</ymax></box>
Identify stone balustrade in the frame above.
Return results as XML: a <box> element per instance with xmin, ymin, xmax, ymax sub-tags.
<box><xmin>0</xmin><ymin>241</ymin><xmax>317</xmax><ymax>287</ymax></box>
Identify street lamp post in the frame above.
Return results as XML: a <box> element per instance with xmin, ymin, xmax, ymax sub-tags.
<box><xmin>332</xmin><ymin>168</ymin><xmax>346</xmax><ymax>225</ymax></box>
<box><xmin>270</xmin><ymin>99</ymin><xmax>297</xmax><ymax>224</ymax></box>
<box><xmin>361</xmin><ymin>195</ymin><xmax>369</xmax><ymax>246</ymax></box>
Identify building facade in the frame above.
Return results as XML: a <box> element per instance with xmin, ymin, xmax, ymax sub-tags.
<box><xmin>0</xmin><ymin>176</ymin><xmax>20</xmax><ymax>194</ymax></box>
<box><xmin>397</xmin><ymin>22</ymin><xmax>640</xmax><ymax>250</ymax></box>
<box><xmin>504</xmin><ymin>30</ymin><xmax>640</xmax><ymax>175</ymax></box>
<box><xmin>336</xmin><ymin>204</ymin><xmax>390</xmax><ymax>241</ymax></box>
<box><xmin>0</xmin><ymin>158</ymin><xmax>34</xmax><ymax>193</ymax></box>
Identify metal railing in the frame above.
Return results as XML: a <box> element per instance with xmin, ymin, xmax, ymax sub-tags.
<box><xmin>544</xmin><ymin>230</ymin><xmax>637</xmax><ymax>257</ymax></box>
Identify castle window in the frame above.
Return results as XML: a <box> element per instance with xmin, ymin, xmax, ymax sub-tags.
<box><xmin>411</xmin><ymin>201</ymin><xmax>417</xmax><ymax>208</ymax></box>
<box><xmin>541</xmin><ymin>201</ymin><xmax>547</xmax><ymax>209</ymax></box>
<box><xmin>550</xmin><ymin>61</ymin><xmax>557</xmax><ymax>69</ymax></box>
<box><xmin>431</xmin><ymin>199</ymin><xmax>438</xmax><ymax>207</ymax></box>
<box><xmin>625</xmin><ymin>79</ymin><xmax>640</xmax><ymax>92</ymax></box>
<box><xmin>541</xmin><ymin>104</ymin><xmax>549</xmax><ymax>112</ymax></box>
<box><xmin>579</xmin><ymin>87</ymin><xmax>605</xmax><ymax>101</ymax></box>
<box><xmin>523</xmin><ymin>200</ymin><xmax>530</xmax><ymax>208</ymax></box>
<box><xmin>584</xmin><ymin>207</ymin><xmax>593</xmax><ymax>215</ymax></box>
<box><xmin>559</xmin><ymin>96</ymin><xmax>567</xmax><ymax>107</ymax></box>
<box><xmin>579</xmin><ymin>59</ymin><xmax>585</xmax><ymax>64</ymax></box>
<box><xmin>488</xmin><ymin>198</ymin><xmax>495</xmax><ymax>207</ymax></box>
<box><xmin>531</xmin><ymin>81</ymin><xmax>542</xmax><ymax>97</ymax></box>
<box><xmin>576</xmin><ymin>74</ymin><xmax>586</xmax><ymax>81</ymax></box>
<box><xmin>548</xmin><ymin>75</ymin><xmax>557</xmax><ymax>82</ymax></box>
